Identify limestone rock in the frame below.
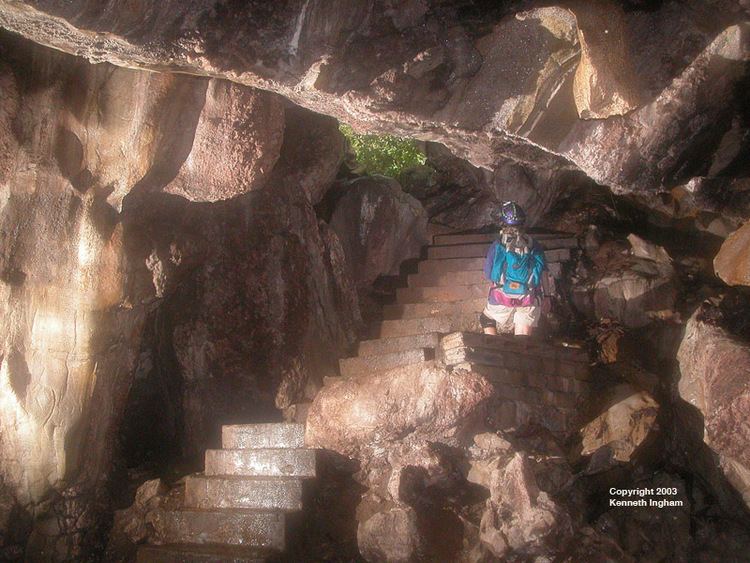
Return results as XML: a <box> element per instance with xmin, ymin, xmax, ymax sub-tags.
<box><xmin>677</xmin><ymin>308</ymin><xmax>750</xmax><ymax>507</ymax></box>
<box><xmin>472</xmin><ymin>452</ymin><xmax>573</xmax><ymax>559</ymax></box>
<box><xmin>357</xmin><ymin>504</ymin><xmax>420</xmax><ymax>563</ymax></box>
<box><xmin>714</xmin><ymin>221</ymin><xmax>750</xmax><ymax>287</ymax></box>
<box><xmin>273</xmin><ymin>104</ymin><xmax>345</xmax><ymax>205</ymax></box>
<box><xmin>592</xmin><ymin>272</ymin><xmax>675</xmax><ymax>328</ymax></box>
<box><xmin>627</xmin><ymin>233</ymin><xmax>672</xmax><ymax>264</ymax></box>
<box><xmin>306</xmin><ymin>362</ymin><xmax>492</xmax><ymax>457</ymax></box>
<box><xmin>581</xmin><ymin>385</ymin><xmax>659</xmax><ymax>472</ymax></box>
<box><xmin>329</xmin><ymin>176</ymin><xmax>429</xmax><ymax>288</ymax></box>
<box><xmin>1</xmin><ymin>0</ymin><xmax>746</xmax><ymax>203</ymax></box>
<box><xmin>572</xmin><ymin>0</ymin><xmax>641</xmax><ymax>119</ymax></box>
<box><xmin>163</xmin><ymin>80</ymin><xmax>285</xmax><ymax>202</ymax></box>
<box><xmin>0</xmin><ymin>35</ymin><xmax>362</xmax><ymax>556</ymax></box>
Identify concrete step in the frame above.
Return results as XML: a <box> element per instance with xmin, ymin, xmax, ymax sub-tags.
<box><xmin>339</xmin><ymin>348</ymin><xmax>431</xmax><ymax>378</ymax></box>
<box><xmin>409</xmin><ymin>263</ymin><xmax>564</xmax><ymax>287</ymax></box>
<box><xmin>426</xmin><ymin>243</ymin><xmax>491</xmax><ymax>260</ymax></box>
<box><xmin>222</xmin><ymin>423</ymin><xmax>304</xmax><ymax>450</ymax></box>
<box><xmin>440</xmin><ymin>332</ymin><xmax>589</xmax><ymax>363</ymax></box>
<box><xmin>417</xmin><ymin>257</ymin><xmax>484</xmax><ymax>274</ymax></box>
<box><xmin>184</xmin><ymin>475</ymin><xmax>303</xmax><ymax>511</ymax></box>
<box><xmin>357</xmin><ymin>333</ymin><xmax>441</xmax><ymax>356</ymax></box>
<box><xmin>408</xmin><ymin>270</ymin><xmax>486</xmax><ymax>287</ymax></box>
<box><xmin>205</xmin><ymin>448</ymin><xmax>316</xmax><ymax>478</ymax></box>
<box><xmin>379</xmin><ymin>314</ymin><xmax>480</xmax><ymax>338</ymax></box>
<box><xmin>151</xmin><ymin>509</ymin><xmax>285</xmax><ymax>550</ymax></box>
<box><xmin>432</xmin><ymin>232</ymin><xmax>579</xmax><ymax>248</ymax></box>
<box><xmin>137</xmin><ymin>544</ymin><xmax>273</xmax><ymax>562</ymax></box>
<box><xmin>427</xmin><ymin>244</ymin><xmax>573</xmax><ymax>261</ymax></box>
<box><xmin>396</xmin><ymin>284</ymin><xmax>487</xmax><ymax>304</ymax></box>
<box><xmin>383</xmin><ymin>299</ymin><xmax>486</xmax><ymax>320</ymax></box>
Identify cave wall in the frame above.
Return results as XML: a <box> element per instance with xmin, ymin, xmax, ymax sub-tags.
<box><xmin>0</xmin><ymin>33</ymin><xmax>359</xmax><ymax>559</ymax></box>
<box><xmin>0</xmin><ymin>0</ymin><xmax>747</xmax><ymax>210</ymax></box>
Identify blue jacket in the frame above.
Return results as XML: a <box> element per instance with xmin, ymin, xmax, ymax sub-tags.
<box><xmin>484</xmin><ymin>239</ymin><xmax>545</xmax><ymax>297</ymax></box>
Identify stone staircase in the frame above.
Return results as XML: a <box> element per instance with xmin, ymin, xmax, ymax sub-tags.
<box><xmin>337</xmin><ymin>231</ymin><xmax>590</xmax><ymax>435</ymax></box>
<box><xmin>137</xmin><ymin>423</ymin><xmax>315</xmax><ymax>562</ymax></box>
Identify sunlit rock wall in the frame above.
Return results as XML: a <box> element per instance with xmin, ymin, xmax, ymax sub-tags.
<box><xmin>0</xmin><ymin>0</ymin><xmax>747</xmax><ymax>211</ymax></box>
<box><xmin>0</xmin><ymin>34</ymin><xmax>358</xmax><ymax>558</ymax></box>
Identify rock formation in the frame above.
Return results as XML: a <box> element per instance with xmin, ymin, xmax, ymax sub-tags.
<box><xmin>0</xmin><ymin>0</ymin><xmax>746</xmax><ymax>205</ymax></box>
<box><xmin>0</xmin><ymin>34</ymin><xmax>360</xmax><ymax>559</ymax></box>
<box><xmin>715</xmin><ymin>221</ymin><xmax>750</xmax><ymax>287</ymax></box>
<box><xmin>677</xmin><ymin>307</ymin><xmax>750</xmax><ymax>508</ymax></box>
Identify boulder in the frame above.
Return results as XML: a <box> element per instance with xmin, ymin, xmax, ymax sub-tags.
<box><xmin>271</xmin><ymin>104</ymin><xmax>345</xmax><ymax>205</ymax></box>
<box><xmin>163</xmin><ymin>80</ymin><xmax>285</xmax><ymax>202</ymax></box>
<box><xmin>469</xmin><ymin>451</ymin><xmax>573</xmax><ymax>559</ymax></box>
<box><xmin>580</xmin><ymin>385</ymin><xmax>660</xmax><ymax>473</ymax></box>
<box><xmin>329</xmin><ymin>176</ymin><xmax>429</xmax><ymax>288</ymax></box>
<box><xmin>592</xmin><ymin>260</ymin><xmax>677</xmax><ymax>328</ymax></box>
<box><xmin>714</xmin><ymin>221</ymin><xmax>750</xmax><ymax>287</ymax></box>
<box><xmin>627</xmin><ymin>233</ymin><xmax>672</xmax><ymax>264</ymax></box>
<box><xmin>357</xmin><ymin>503</ymin><xmax>420</xmax><ymax>563</ymax></box>
<box><xmin>306</xmin><ymin>362</ymin><xmax>492</xmax><ymax>457</ymax></box>
<box><xmin>677</xmin><ymin>308</ymin><xmax>750</xmax><ymax>507</ymax></box>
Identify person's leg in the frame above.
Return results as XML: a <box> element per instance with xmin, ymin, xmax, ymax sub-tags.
<box><xmin>513</xmin><ymin>304</ymin><xmax>541</xmax><ymax>336</ymax></box>
<box><xmin>480</xmin><ymin>312</ymin><xmax>497</xmax><ymax>335</ymax></box>
<box><xmin>481</xmin><ymin>304</ymin><xmax>513</xmax><ymax>335</ymax></box>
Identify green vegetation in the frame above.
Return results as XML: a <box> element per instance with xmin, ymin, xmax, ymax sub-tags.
<box><xmin>340</xmin><ymin>124</ymin><xmax>427</xmax><ymax>178</ymax></box>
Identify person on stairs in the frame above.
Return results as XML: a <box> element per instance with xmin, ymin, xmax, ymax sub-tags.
<box><xmin>480</xmin><ymin>201</ymin><xmax>546</xmax><ymax>336</ymax></box>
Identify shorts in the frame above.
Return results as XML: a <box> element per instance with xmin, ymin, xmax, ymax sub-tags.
<box><xmin>481</xmin><ymin>301</ymin><xmax>540</xmax><ymax>332</ymax></box>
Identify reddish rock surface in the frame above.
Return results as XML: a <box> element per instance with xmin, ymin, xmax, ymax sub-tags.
<box><xmin>0</xmin><ymin>35</ymin><xmax>360</xmax><ymax>559</ymax></box>
<box><xmin>714</xmin><ymin>221</ymin><xmax>750</xmax><ymax>287</ymax></box>
<box><xmin>306</xmin><ymin>362</ymin><xmax>492</xmax><ymax>456</ymax></box>
<box><xmin>0</xmin><ymin>0</ymin><xmax>746</xmax><ymax>207</ymax></box>
<box><xmin>677</xmin><ymin>308</ymin><xmax>750</xmax><ymax>508</ymax></box>
<box><xmin>329</xmin><ymin>176</ymin><xmax>428</xmax><ymax>288</ymax></box>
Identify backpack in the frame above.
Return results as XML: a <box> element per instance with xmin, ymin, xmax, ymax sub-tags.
<box><xmin>488</xmin><ymin>236</ymin><xmax>543</xmax><ymax>297</ymax></box>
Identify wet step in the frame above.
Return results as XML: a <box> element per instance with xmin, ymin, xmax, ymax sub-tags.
<box><xmin>432</xmin><ymin>232</ymin><xmax>579</xmax><ymax>248</ymax></box>
<box><xmin>222</xmin><ymin>423</ymin><xmax>304</xmax><ymax>450</ymax></box>
<box><xmin>357</xmin><ymin>333</ymin><xmax>441</xmax><ymax>356</ymax></box>
<box><xmin>339</xmin><ymin>348</ymin><xmax>432</xmax><ymax>378</ymax></box>
<box><xmin>150</xmin><ymin>509</ymin><xmax>285</xmax><ymax>550</ymax></box>
<box><xmin>379</xmin><ymin>314</ymin><xmax>480</xmax><ymax>338</ymax></box>
<box><xmin>418</xmin><ymin>257</ymin><xmax>485</xmax><ymax>274</ymax></box>
<box><xmin>408</xmin><ymin>270</ymin><xmax>487</xmax><ymax>287</ymax></box>
<box><xmin>440</xmin><ymin>331</ymin><xmax>589</xmax><ymax>364</ymax></box>
<box><xmin>409</xmin><ymin>264</ymin><xmax>563</xmax><ymax>287</ymax></box>
<box><xmin>184</xmin><ymin>475</ymin><xmax>303</xmax><ymax>511</ymax></box>
<box><xmin>383</xmin><ymin>299</ymin><xmax>486</xmax><ymax>320</ymax></box>
<box><xmin>442</xmin><ymin>346</ymin><xmax>589</xmax><ymax>381</ymax></box>
<box><xmin>137</xmin><ymin>543</ymin><xmax>274</xmax><ymax>562</ymax></box>
<box><xmin>205</xmin><ymin>448</ymin><xmax>316</xmax><ymax>478</ymax></box>
<box><xmin>396</xmin><ymin>284</ymin><xmax>486</xmax><ymax>304</ymax></box>
<box><xmin>427</xmin><ymin>244</ymin><xmax>573</xmax><ymax>261</ymax></box>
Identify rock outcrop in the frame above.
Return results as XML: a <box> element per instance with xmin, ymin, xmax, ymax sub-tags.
<box><xmin>0</xmin><ymin>0</ymin><xmax>747</xmax><ymax>207</ymax></box>
<box><xmin>580</xmin><ymin>385</ymin><xmax>660</xmax><ymax>473</ymax></box>
<box><xmin>329</xmin><ymin>176</ymin><xmax>428</xmax><ymax>288</ymax></box>
<box><xmin>714</xmin><ymin>221</ymin><xmax>750</xmax><ymax>287</ymax></box>
<box><xmin>677</xmin><ymin>307</ymin><xmax>750</xmax><ymax>508</ymax></box>
<box><xmin>468</xmin><ymin>437</ymin><xmax>573</xmax><ymax>559</ymax></box>
<box><xmin>0</xmin><ymin>34</ymin><xmax>360</xmax><ymax>559</ymax></box>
